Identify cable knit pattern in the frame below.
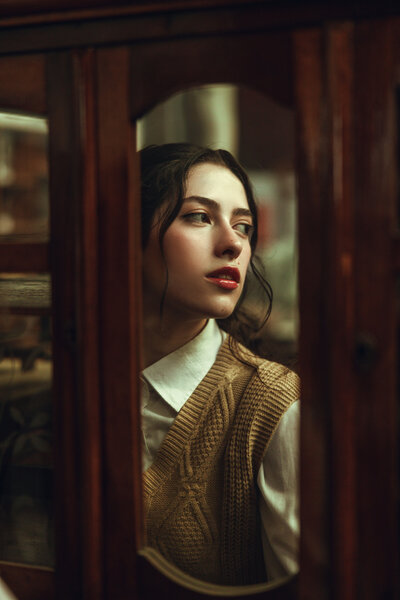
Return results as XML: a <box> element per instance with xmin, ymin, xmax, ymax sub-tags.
<box><xmin>143</xmin><ymin>337</ymin><xmax>300</xmax><ymax>585</ymax></box>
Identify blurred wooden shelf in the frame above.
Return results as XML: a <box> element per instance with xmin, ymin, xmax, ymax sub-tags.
<box><xmin>0</xmin><ymin>275</ymin><xmax>51</xmax><ymax>314</ymax></box>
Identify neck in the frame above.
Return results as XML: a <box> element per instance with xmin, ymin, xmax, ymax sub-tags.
<box><xmin>142</xmin><ymin>312</ymin><xmax>208</xmax><ymax>368</ymax></box>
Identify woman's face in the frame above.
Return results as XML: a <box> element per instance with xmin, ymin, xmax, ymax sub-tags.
<box><xmin>142</xmin><ymin>162</ymin><xmax>253</xmax><ymax>324</ymax></box>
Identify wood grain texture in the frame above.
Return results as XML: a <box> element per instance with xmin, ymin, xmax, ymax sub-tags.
<box><xmin>295</xmin><ymin>20</ymin><xmax>400</xmax><ymax>600</ymax></box>
<box><xmin>1</xmin><ymin>0</ymin><xmax>400</xmax><ymax>29</ymax></box>
<box><xmin>74</xmin><ymin>48</ymin><xmax>104</xmax><ymax>600</ymax></box>
<box><xmin>325</xmin><ymin>23</ymin><xmax>357</xmax><ymax>600</ymax></box>
<box><xmin>294</xmin><ymin>28</ymin><xmax>332</xmax><ymax>600</ymax></box>
<box><xmin>0</xmin><ymin>54</ymin><xmax>46</xmax><ymax>115</ymax></box>
<box><xmin>353</xmin><ymin>18</ymin><xmax>399</xmax><ymax>600</ymax></box>
<box><xmin>46</xmin><ymin>51</ymin><xmax>83</xmax><ymax>600</ymax></box>
<box><xmin>130</xmin><ymin>31</ymin><xmax>293</xmax><ymax>119</ymax></box>
<box><xmin>2</xmin><ymin>3</ymin><xmax>400</xmax><ymax>57</ymax></box>
<box><xmin>0</xmin><ymin>243</ymin><xmax>49</xmax><ymax>272</ymax></box>
<box><xmin>96</xmin><ymin>45</ymin><xmax>143</xmax><ymax>600</ymax></box>
<box><xmin>0</xmin><ymin>0</ymin><xmax>273</xmax><ymax>22</ymax></box>
<box><xmin>46</xmin><ymin>48</ymin><xmax>108</xmax><ymax>600</ymax></box>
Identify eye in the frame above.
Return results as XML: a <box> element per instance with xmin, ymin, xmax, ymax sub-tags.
<box><xmin>234</xmin><ymin>222</ymin><xmax>254</xmax><ymax>237</ymax></box>
<box><xmin>182</xmin><ymin>212</ymin><xmax>211</xmax><ymax>224</ymax></box>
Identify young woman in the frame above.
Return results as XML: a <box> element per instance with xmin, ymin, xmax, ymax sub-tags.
<box><xmin>140</xmin><ymin>143</ymin><xmax>300</xmax><ymax>586</ymax></box>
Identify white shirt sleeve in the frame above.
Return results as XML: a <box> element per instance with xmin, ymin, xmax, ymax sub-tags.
<box><xmin>257</xmin><ymin>400</ymin><xmax>300</xmax><ymax>580</ymax></box>
<box><xmin>0</xmin><ymin>579</ymin><xmax>17</xmax><ymax>600</ymax></box>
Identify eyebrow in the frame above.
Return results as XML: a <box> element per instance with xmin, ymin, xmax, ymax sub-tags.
<box><xmin>183</xmin><ymin>195</ymin><xmax>253</xmax><ymax>219</ymax></box>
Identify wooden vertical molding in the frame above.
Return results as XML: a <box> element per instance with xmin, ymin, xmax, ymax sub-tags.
<box><xmin>47</xmin><ymin>47</ymin><xmax>106</xmax><ymax>600</ymax></box>
<box><xmin>326</xmin><ymin>22</ymin><xmax>357</xmax><ymax>600</ymax></box>
<box><xmin>46</xmin><ymin>50</ymin><xmax>82</xmax><ymax>600</ymax></box>
<box><xmin>74</xmin><ymin>48</ymin><xmax>104</xmax><ymax>600</ymax></box>
<box><xmin>0</xmin><ymin>53</ymin><xmax>46</xmax><ymax>114</ymax></box>
<box><xmin>353</xmin><ymin>19</ymin><xmax>399</xmax><ymax>600</ymax></box>
<box><xmin>96</xmin><ymin>46</ymin><xmax>142</xmax><ymax>600</ymax></box>
<box><xmin>294</xmin><ymin>27</ymin><xmax>332</xmax><ymax>600</ymax></box>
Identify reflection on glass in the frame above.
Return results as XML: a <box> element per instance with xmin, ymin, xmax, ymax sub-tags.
<box><xmin>137</xmin><ymin>84</ymin><xmax>299</xmax><ymax>588</ymax></box>
<box><xmin>0</xmin><ymin>273</ymin><xmax>53</xmax><ymax>566</ymax></box>
<box><xmin>0</xmin><ymin>112</ymin><xmax>49</xmax><ymax>242</ymax></box>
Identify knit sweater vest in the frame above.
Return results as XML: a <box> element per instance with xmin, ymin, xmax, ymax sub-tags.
<box><xmin>143</xmin><ymin>337</ymin><xmax>300</xmax><ymax>586</ymax></box>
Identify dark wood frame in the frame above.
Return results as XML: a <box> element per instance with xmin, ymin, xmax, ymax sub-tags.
<box><xmin>0</xmin><ymin>2</ymin><xmax>398</xmax><ymax>600</ymax></box>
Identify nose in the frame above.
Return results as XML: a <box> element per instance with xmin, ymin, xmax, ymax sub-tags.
<box><xmin>214</xmin><ymin>224</ymin><xmax>243</xmax><ymax>259</ymax></box>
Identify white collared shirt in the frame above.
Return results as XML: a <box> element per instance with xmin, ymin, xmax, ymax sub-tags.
<box><xmin>141</xmin><ymin>319</ymin><xmax>299</xmax><ymax>581</ymax></box>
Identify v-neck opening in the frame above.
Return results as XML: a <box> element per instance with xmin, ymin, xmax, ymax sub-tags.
<box><xmin>143</xmin><ymin>336</ymin><xmax>240</xmax><ymax>495</ymax></box>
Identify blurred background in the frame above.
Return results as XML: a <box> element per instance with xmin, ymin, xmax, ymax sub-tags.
<box><xmin>0</xmin><ymin>111</ymin><xmax>53</xmax><ymax>568</ymax></box>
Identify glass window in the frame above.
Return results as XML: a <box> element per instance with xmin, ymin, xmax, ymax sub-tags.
<box><xmin>138</xmin><ymin>84</ymin><xmax>297</xmax><ymax>367</ymax></box>
<box><xmin>0</xmin><ymin>113</ymin><xmax>49</xmax><ymax>243</ymax></box>
<box><xmin>137</xmin><ymin>84</ymin><xmax>298</xmax><ymax>587</ymax></box>
<box><xmin>0</xmin><ymin>273</ymin><xmax>53</xmax><ymax>567</ymax></box>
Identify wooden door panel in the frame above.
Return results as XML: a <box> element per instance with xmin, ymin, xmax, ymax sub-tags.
<box><xmin>130</xmin><ymin>31</ymin><xmax>294</xmax><ymax>121</ymax></box>
<box><xmin>295</xmin><ymin>19</ymin><xmax>400</xmax><ymax>600</ymax></box>
<box><xmin>0</xmin><ymin>55</ymin><xmax>46</xmax><ymax>115</ymax></box>
<box><xmin>353</xmin><ymin>18</ymin><xmax>399</xmax><ymax>599</ymax></box>
<box><xmin>129</xmin><ymin>28</ymin><xmax>299</xmax><ymax>600</ymax></box>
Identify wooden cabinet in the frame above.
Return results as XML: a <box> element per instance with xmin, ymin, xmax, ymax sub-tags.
<box><xmin>0</xmin><ymin>3</ymin><xmax>398</xmax><ymax>600</ymax></box>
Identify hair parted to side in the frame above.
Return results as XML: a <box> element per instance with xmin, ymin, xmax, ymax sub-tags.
<box><xmin>140</xmin><ymin>142</ymin><xmax>272</xmax><ymax>352</ymax></box>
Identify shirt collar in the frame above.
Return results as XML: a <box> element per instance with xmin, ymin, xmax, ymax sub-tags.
<box><xmin>142</xmin><ymin>319</ymin><xmax>225</xmax><ymax>413</ymax></box>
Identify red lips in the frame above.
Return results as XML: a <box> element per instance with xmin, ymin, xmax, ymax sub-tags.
<box><xmin>205</xmin><ymin>266</ymin><xmax>240</xmax><ymax>290</ymax></box>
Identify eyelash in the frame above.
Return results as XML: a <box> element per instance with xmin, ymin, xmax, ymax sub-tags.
<box><xmin>183</xmin><ymin>212</ymin><xmax>211</xmax><ymax>224</ymax></box>
<box><xmin>182</xmin><ymin>212</ymin><xmax>253</xmax><ymax>237</ymax></box>
<box><xmin>235</xmin><ymin>223</ymin><xmax>254</xmax><ymax>236</ymax></box>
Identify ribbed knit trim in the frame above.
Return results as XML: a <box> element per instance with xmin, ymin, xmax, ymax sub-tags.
<box><xmin>144</xmin><ymin>336</ymin><xmax>249</xmax><ymax>499</ymax></box>
<box><xmin>221</xmin><ymin>360</ymin><xmax>299</xmax><ymax>583</ymax></box>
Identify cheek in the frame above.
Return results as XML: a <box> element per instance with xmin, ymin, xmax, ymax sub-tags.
<box><xmin>163</xmin><ymin>229</ymin><xmax>205</xmax><ymax>271</ymax></box>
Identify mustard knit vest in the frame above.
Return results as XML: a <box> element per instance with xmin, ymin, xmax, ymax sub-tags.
<box><xmin>143</xmin><ymin>337</ymin><xmax>300</xmax><ymax>585</ymax></box>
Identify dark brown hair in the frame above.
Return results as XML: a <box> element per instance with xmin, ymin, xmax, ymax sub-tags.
<box><xmin>140</xmin><ymin>143</ymin><xmax>272</xmax><ymax>350</ymax></box>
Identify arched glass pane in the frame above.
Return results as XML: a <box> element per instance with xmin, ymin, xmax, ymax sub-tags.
<box><xmin>138</xmin><ymin>84</ymin><xmax>297</xmax><ymax>366</ymax></box>
<box><xmin>137</xmin><ymin>84</ymin><xmax>298</xmax><ymax>587</ymax></box>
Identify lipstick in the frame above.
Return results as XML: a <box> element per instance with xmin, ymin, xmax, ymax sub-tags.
<box><xmin>205</xmin><ymin>267</ymin><xmax>240</xmax><ymax>290</ymax></box>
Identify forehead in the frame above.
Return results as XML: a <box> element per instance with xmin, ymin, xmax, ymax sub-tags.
<box><xmin>185</xmin><ymin>163</ymin><xmax>249</xmax><ymax>208</ymax></box>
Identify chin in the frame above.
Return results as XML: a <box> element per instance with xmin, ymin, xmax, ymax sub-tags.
<box><xmin>172</xmin><ymin>294</ymin><xmax>239</xmax><ymax>321</ymax></box>
<box><xmin>207</xmin><ymin>302</ymin><xmax>237</xmax><ymax>320</ymax></box>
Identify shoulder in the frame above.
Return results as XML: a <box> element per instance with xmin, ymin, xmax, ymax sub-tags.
<box><xmin>228</xmin><ymin>337</ymin><xmax>300</xmax><ymax>401</ymax></box>
<box><xmin>256</xmin><ymin>359</ymin><xmax>300</xmax><ymax>396</ymax></box>
<box><xmin>224</xmin><ymin>340</ymin><xmax>299</xmax><ymax>469</ymax></box>
<box><xmin>217</xmin><ymin>336</ymin><xmax>300</xmax><ymax>405</ymax></box>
